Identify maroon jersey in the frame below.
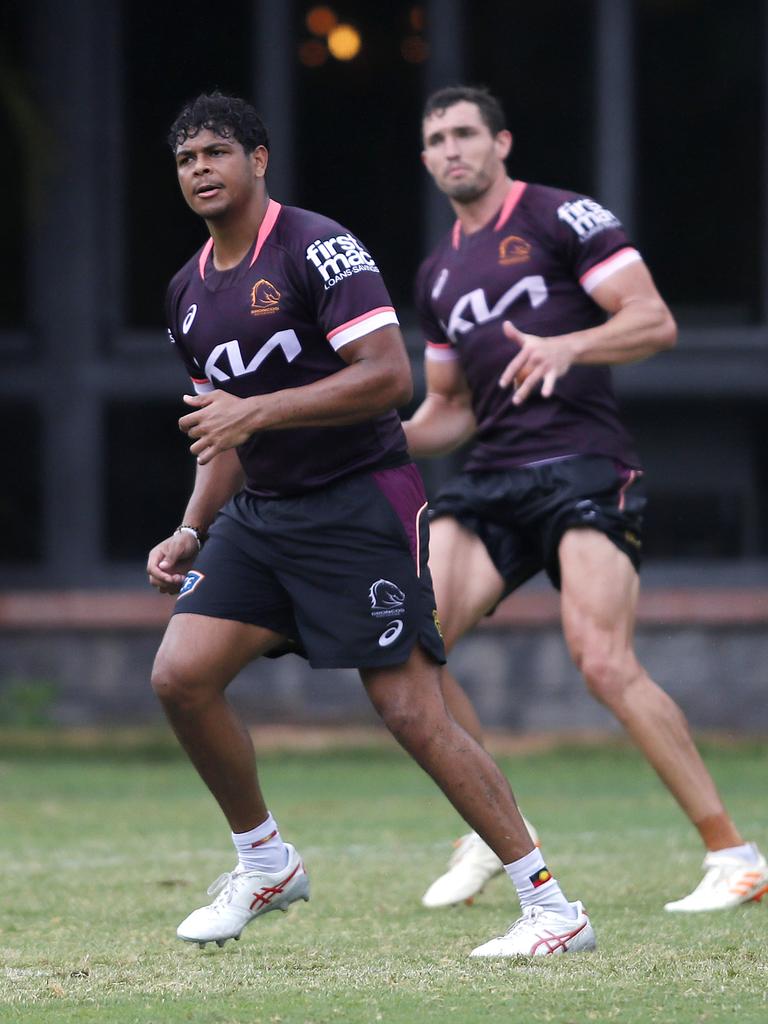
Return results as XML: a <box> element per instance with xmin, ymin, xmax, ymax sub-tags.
<box><xmin>415</xmin><ymin>181</ymin><xmax>642</xmax><ymax>470</ymax></box>
<box><xmin>166</xmin><ymin>201</ymin><xmax>408</xmax><ymax>496</ymax></box>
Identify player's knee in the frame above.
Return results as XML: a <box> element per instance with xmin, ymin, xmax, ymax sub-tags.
<box><xmin>151</xmin><ymin>654</ymin><xmax>208</xmax><ymax>713</ymax></box>
<box><xmin>576</xmin><ymin>646</ymin><xmax>636</xmax><ymax>707</ymax></box>
<box><xmin>376</xmin><ymin>691</ymin><xmax>434</xmax><ymax>748</ymax></box>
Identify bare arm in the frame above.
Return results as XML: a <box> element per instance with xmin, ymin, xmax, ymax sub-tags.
<box><xmin>178</xmin><ymin>326</ymin><xmax>413</xmax><ymax>465</ymax></box>
<box><xmin>146</xmin><ymin>447</ymin><xmax>244</xmax><ymax>593</ymax></box>
<box><xmin>499</xmin><ymin>260</ymin><xmax>678</xmax><ymax>404</ymax></box>
<box><xmin>402</xmin><ymin>355</ymin><xmax>476</xmax><ymax>458</ymax></box>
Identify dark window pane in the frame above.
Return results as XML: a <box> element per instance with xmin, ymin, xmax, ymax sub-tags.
<box><xmin>105</xmin><ymin>401</ymin><xmax>194</xmax><ymax>560</ymax></box>
<box><xmin>623</xmin><ymin>399</ymin><xmax>764</xmax><ymax>559</ymax></box>
<box><xmin>122</xmin><ymin>0</ymin><xmax>252</xmax><ymax>326</ymax></box>
<box><xmin>0</xmin><ymin>1</ymin><xmax>31</xmax><ymax>326</ymax></box>
<box><xmin>644</xmin><ymin>490</ymin><xmax>745</xmax><ymax>560</ymax></box>
<box><xmin>0</xmin><ymin>403</ymin><xmax>41</xmax><ymax>562</ymax></box>
<box><xmin>635</xmin><ymin>1</ymin><xmax>761</xmax><ymax>323</ymax></box>
<box><xmin>295</xmin><ymin>3</ymin><xmax>425</xmax><ymax>310</ymax></box>
<box><xmin>467</xmin><ymin>1</ymin><xmax>596</xmax><ymax>196</ymax></box>
<box><xmin>756</xmin><ymin>407</ymin><xmax>768</xmax><ymax>555</ymax></box>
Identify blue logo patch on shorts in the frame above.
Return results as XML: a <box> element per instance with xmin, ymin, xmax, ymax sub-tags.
<box><xmin>178</xmin><ymin>570</ymin><xmax>205</xmax><ymax>598</ymax></box>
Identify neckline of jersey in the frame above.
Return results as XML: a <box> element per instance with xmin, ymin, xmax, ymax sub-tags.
<box><xmin>451</xmin><ymin>179</ymin><xmax>527</xmax><ymax>251</ymax></box>
<box><xmin>197</xmin><ymin>198</ymin><xmax>283</xmax><ymax>282</ymax></box>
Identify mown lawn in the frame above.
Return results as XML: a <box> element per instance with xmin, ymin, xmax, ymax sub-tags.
<box><xmin>1</xmin><ymin>733</ymin><xmax>766</xmax><ymax>1023</ymax></box>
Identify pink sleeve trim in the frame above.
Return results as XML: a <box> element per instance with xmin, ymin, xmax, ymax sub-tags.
<box><xmin>580</xmin><ymin>247</ymin><xmax>642</xmax><ymax>294</ymax></box>
<box><xmin>327</xmin><ymin>306</ymin><xmax>399</xmax><ymax>350</ymax></box>
<box><xmin>249</xmin><ymin>200</ymin><xmax>283</xmax><ymax>266</ymax></box>
<box><xmin>191</xmin><ymin>378</ymin><xmax>214</xmax><ymax>395</ymax></box>
<box><xmin>198</xmin><ymin>238</ymin><xmax>214</xmax><ymax>280</ymax></box>
<box><xmin>425</xmin><ymin>341</ymin><xmax>459</xmax><ymax>362</ymax></box>
<box><xmin>494</xmin><ymin>180</ymin><xmax>528</xmax><ymax>231</ymax></box>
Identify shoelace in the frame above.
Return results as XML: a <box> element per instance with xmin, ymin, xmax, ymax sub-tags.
<box><xmin>504</xmin><ymin>905</ymin><xmax>545</xmax><ymax>936</ymax></box>
<box><xmin>206</xmin><ymin>871</ymin><xmax>238</xmax><ymax>905</ymax></box>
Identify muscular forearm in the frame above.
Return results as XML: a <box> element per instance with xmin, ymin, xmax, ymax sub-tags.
<box><xmin>180</xmin><ymin>331</ymin><xmax>414</xmax><ymax>466</ymax></box>
<box><xmin>244</xmin><ymin>359</ymin><xmax>411</xmax><ymax>432</ymax></box>
<box><xmin>182</xmin><ymin>448</ymin><xmax>244</xmax><ymax>531</ymax></box>
<box><xmin>566</xmin><ymin>297</ymin><xmax>677</xmax><ymax>366</ymax></box>
<box><xmin>402</xmin><ymin>393</ymin><xmax>476</xmax><ymax>458</ymax></box>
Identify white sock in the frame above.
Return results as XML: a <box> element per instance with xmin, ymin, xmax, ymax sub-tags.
<box><xmin>504</xmin><ymin>847</ymin><xmax>577</xmax><ymax>918</ymax></box>
<box><xmin>710</xmin><ymin>842</ymin><xmax>759</xmax><ymax>863</ymax></box>
<box><xmin>232</xmin><ymin>812</ymin><xmax>289</xmax><ymax>873</ymax></box>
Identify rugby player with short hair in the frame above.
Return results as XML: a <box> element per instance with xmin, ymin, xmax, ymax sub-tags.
<box><xmin>146</xmin><ymin>92</ymin><xmax>595</xmax><ymax>957</ymax></box>
<box><xmin>406</xmin><ymin>85</ymin><xmax>767</xmax><ymax>927</ymax></box>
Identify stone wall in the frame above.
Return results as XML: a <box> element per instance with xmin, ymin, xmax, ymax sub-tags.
<box><xmin>2</xmin><ymin>620</ymin><xmax>767</xmax><ymax>733</ymax></box>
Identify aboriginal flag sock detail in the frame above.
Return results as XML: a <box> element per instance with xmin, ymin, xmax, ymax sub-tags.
<box><xmin>503</xmin><ymin>847</ymin><xmax>577</xmax><ymax>918</ymax></box>
<box><xmin>232</xmin><ymin>812</ymin><xmax>289</xmax><ymax>874</ymax></box>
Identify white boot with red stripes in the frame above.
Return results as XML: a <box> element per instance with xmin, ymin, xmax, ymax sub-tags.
<box><xmin>176</xmin><ymin>844</ymin><xmax>309</xmax><ymax>947</ymax></box>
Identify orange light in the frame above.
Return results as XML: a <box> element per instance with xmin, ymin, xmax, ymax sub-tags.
<box><xmin>401</xmin><ymin>35</ymin><xmax>428</xmax><ymax>63</ymax></box>
<box><xmin>409</xmin><ymin>6</ymin><xmax>425</xmax><ymax>32</ymax></box>
<box><xmin>306</xmin><ymin>6</ymin><xmax>337</xmax><ymax>37</ymax></box>
<box><xmin>298</xmin><ymin>39</ymin><xmax>328</xmax><ymax>67</ymax></box>
<box><xmin>327</xmin><ymin>23</ymin><xmax>361</xmax><ymax>60</ymax></box>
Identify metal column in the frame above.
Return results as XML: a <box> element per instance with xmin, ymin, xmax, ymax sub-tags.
<box><xmin>252</xmin><ymin>0</ymin><xmax>297</xmax><ymax>205</ymax></box>
<box><xmin>595</xmin><ymin>0</ymin><xmax>635</xmax><ymax>233</ymax></box>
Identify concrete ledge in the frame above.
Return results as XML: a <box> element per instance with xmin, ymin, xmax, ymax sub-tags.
<box><xmin>1</xmin><ymin>587</ymin><xmax>767</xmax><ymax>630</ymax></box>
<box><xmin>490</xmin><ymin>587</ymin><xmax>768</xmax><ymax>627</ymax></box>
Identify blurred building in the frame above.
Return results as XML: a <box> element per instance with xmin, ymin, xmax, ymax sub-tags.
<box><xmin>1</xmin><ymin>0</ymin><xmax>766</xmax><ymax>591</ymax></box>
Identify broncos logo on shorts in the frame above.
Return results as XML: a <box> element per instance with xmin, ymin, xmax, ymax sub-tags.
<box><xmin>368</xmin><ymin>579</ymin><xmax>406</xmax><ymax>615</ymax></box>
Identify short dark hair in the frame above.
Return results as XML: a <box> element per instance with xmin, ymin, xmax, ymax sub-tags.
<box><xmin>423</xmin><ymin>85</ymin><xmax>507</xmax><ymax>136</ymax></box>
<box><xmin>168</xmin><ymin>92</ymin><xmax>270</xmax><ymax>153</ymax></box>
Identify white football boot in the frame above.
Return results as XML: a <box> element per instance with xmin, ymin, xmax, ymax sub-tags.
<box><xmin>664</xmin><ymin>843</ymin><xmax>768</xmax><ymax>912</ymax></box>
<box><xmin>470</xmin><ymin>901</ymin><xmax>595</xmax><ymax>957</ymax></box>
<box><xmin>422</xmin><ymin>816</ymin><xmax>540</xmax><ymax>908</ymax></box>
<box><xmin>177</xmin><ymin>843</ymin><xmax>309</xmax><ymax>947</ymax></box>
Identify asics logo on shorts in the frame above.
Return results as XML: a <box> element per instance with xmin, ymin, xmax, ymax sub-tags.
<box><xmin>378</xmin><ymin>620</ymin><xmax>403</xmax><ymax>647</ymax></box>
<box><xmin>368</xmin><ymin>579</ymin><xmax>406</xmax><ymax>618</ymax></box>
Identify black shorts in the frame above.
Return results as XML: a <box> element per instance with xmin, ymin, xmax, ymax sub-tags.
<box><xmin>172</xmin><ymin>463</ymin><xmax>446</xmax><ymax>670</ymax></box>
<box><xmin>430</xmin><ymin>455</ymin><xmax>646</xmax><ymax>596</ymax></box>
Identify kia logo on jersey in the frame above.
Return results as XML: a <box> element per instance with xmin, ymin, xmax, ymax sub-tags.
<box><xmin>446</xmin><ymin>275</ymin><xmax>548</xmax><ymax>341</ymax></box>
<box><xmin>204</xmin><ymin>330</ymin><xmax>302</xmax><ymax>382</ymax></box>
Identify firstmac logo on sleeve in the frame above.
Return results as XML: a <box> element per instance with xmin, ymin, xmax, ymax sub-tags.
<box><xmin>557</xmin><ymin>198</ymin><xmax>621</xmax><ymax>241</ymax></box>
<box><xmin>306</xmin><ymin>234</ymin><xmax>380</xmax><ymax>289</ymax></box>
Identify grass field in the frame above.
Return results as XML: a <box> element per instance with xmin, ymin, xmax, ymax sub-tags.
<box><xmin>0</xmin><ymin>731</ymin><xmax>766</xmax><ymax>1023</ymax></box>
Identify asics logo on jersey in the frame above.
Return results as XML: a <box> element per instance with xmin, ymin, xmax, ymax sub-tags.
<box><xmin>182</xmin><ymin>304</ymin><xmax>198</xmax><ymax>334</ymax></box>
<box><xmin>432</xmin><ymin>268</ymin><xmax>450</xmax><ymax>300</ymax></box>
<box><xmin>204</xmin><ymin>329</ymin><xmax>302</xmax><ymax>383</ymax></box>
<box><xmin>557</xmin><ymin>198</ymin><xmax>620</xmax><ymax>241</ymax></box>
<box><xmin>446</xmin><ymin>275</ymin><xmax>548</xmax><ymax>341</ymax></box>
<box><xmin>305</xmin><ymin>235</ymin><xmax>379</xmax><ymax>289</ymax></box>
<box><xmin>369</xmin><ymin>579</ymin><xmax>406</xmax><ymax>618</ymax></box>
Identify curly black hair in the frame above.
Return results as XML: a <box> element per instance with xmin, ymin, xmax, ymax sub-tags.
<box><xmin>423</xmin><ymin>85</ymin><xmax>507</xmax><ymax>136</ymax></box>
<box><xmin>168</xmin><ymin>92</ymin><xmax>270</xmax><ymax>153</ymax></box>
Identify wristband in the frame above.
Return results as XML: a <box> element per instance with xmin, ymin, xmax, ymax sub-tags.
<box><xmin>174</xmin><ymin>524</ymin><xmax>206</xmax><ymax>551</ymax></box>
